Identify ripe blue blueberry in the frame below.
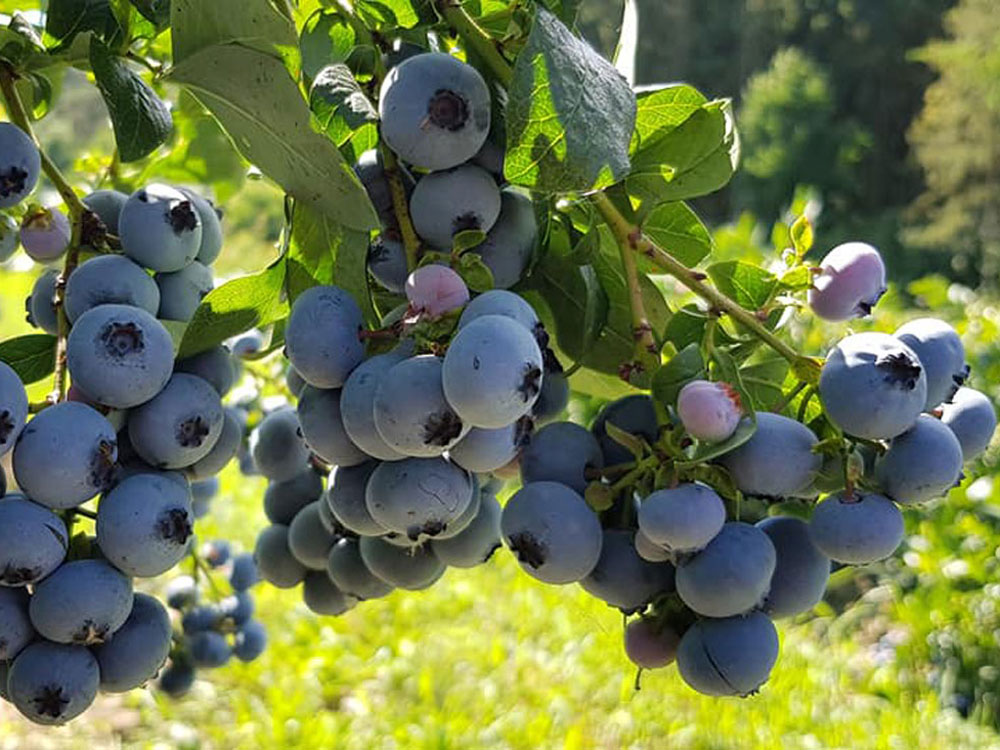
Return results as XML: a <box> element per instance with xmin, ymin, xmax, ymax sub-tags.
<box><xmin>591</xmin><ymin>395</ymin><xmax>659</xmax><ymax>465</ymax></box>
<box><xmin>176</xmin><ymin>346</ymin><xmax>237</xmax><ymax>397</ymax></box>
<box><xmin>92</xmin><ymin>593</ymin><xmax>172</xmax><ymax>692</ymax></box>
<box><xmin>940</xmin><ymin>387</ymin><xmax>997</xmax><ymax>460</ymax></box>
<box><xmin>676</xmin><ymin>612</ymin><xmax>779</xmax><ymax>697</ymax></box>
<box><xmin>895</xmin><ymin>318</ymin><xmax>969</xmax><ymax>409</ymax></box>
<box><xmin>326</xmin><ymin>538</ymin><xmax>395</xmax><ymax>600</ymax></box>
<box><xmin>0</xmin><ymin>587</ymin><xmax>34</xmax><ymax>660</ymax></box>
<box><xmin>358</xmin><ymin>536</ymin><xmax>445</xmax><ymax>591</ymax></box>
<box><xmin>473</xmin><ymin>190</ymin><xmax>538</xmax><ymax>289</ymax></box>
<box><xmin>119</xmin><ymin>184</ymin><xmax>202</xmax><ymax>272</ymax></box>
<box><xmin>875</xmin><ymin>414</ymin><xmax>964</xmax><ymax>504</ymax></box>
<box><xmin>230</xmin><ymin>553</ymin><xmax>260</xmax><ymax>592</ymax></box>
<box><xmin>26</xmin><ymin>268</ymin><xmax>59</xmax><ymax>334</ymax></box>
<box><xmin>756</xmin><ymin>516</ymin><xmax>830</xmax><ymax>619</ymax></box>
<box><xmin>808</xmin><ymin>242</ymin><xmax>887</xmax><ymax>321</ymax></box>
<box><xmin>157</xmin><ymin>659</ymin><xmax>195</xmax><ymax>697</ymax></box>
<box><xmin>286</xmin><ymin>365</ymin><xmax>308</xmax><ymax>397</ymax></box>
<box><xmin>501</xmin><ymin>481</ymin><xmax>603</xmax><ymax>585</ymax></box>
<box><xmin>365</xmin><ymin>456</ymin><xmax>474</xmax><ymax>541</ymax></box>
<box><xmin>288</xmin><ymin>501</ymin><xmax>339</xmax><ymax>570</ymax></box>
<box><xmin>82</xmin><ymin>189</ymin><xmax>128</xmax><ymax>235</ymax></box>
<box><xmin>285</xmin><ymin>285</ymin><xmax>365</xmax><ymax>389</ymax></box>
<box><xmin>251</xmin><ymin>406</ymin><xmax>312</xmax><ymax>481</ymax></box>
<box><xmin>324</xmin><ymin>461</ymin><xmax>385</xmax><ymax>536</ymax></box>
<box><xmin>0</xmin><ymin>213</ymin><xmax>19</xmax><ymax>262</ymax></box>
<box><xmin>165</xmin><ymin>575</ymin><xmax>199</xmax><ymax>610</ymax></box>
<box><xmin>186</xmin><ymin>407</ymin><xmax>243</xmax><ymax>481</ymax></box>
<box><xmin>519</xmin><ymin>421</ymin><xmax>603</xmax><ymax>494</ymax></box>
<box><xmin>20</xmin><ymin>206</ymin><xmax>70</xmax><ymax>262</ymax></box>
<box><xmin>64</xmin><ymin>255</ymin><xmax>161</xmax><ymax>323</ymax></box>
<box><xmin>29</xmin><ymin>559</ymin><xmax>133</xmax><ymax>645</ymax></box>
<box><xmin>13</xmin><ymin>401</ymin><xmax>117</xmax><ymax>508</ymax></box>
<box><xmin>0</xmin><ymin>496</ymin><xmax>68</xmax><ymax>586</ymax></box>
<box><xmin>254</xmin><ymin>525</ymin><xmax>307</xmax><ymax>589</ymax></box>
<box><xmin>449</xmin><ymin>418</ymin><xmax>532</xmax><ymax>474</ymax></box>
<box><xmin>808</xmin><ymin>491</ymin><xmax>904</xmax><ymax>564</ymax></box>
<box><xmin>624</xmin><ymin>617</ymin><xmax>680</xmax><ymax>670</ymax></box>
<box><xmin>7</xmin><ymin>642</ymin><xmax>99</xmax><ymax>725</ymax></box>
<box><xmin>302</xmin><ymin>571</ymin><xmax>358</xmax><ymax>616</ymax></box>
<box><xmin>471</xmin><ymin>138</ymin><xmax>505</xmax><ymax>177</ymax></box>
<box><xmin>580</xmin><ymin>529</ymin><xmax>676</xmax><ymax>614</ymax></box>
<box><xmin>638</xmin><ymin>482</ymin><xmax>726</xmax><ymax>554</ymax></box>
<box><xmin>410</xmin><ymin>165</ymin><xmax>502</xmax><ymax>249</ymax></box>
<box><xmin>97</xmin><ymin>473</ymin><xmax>194</xmax><ymax>577</ymax></box>
<box><xmin>431</xmin><ymin>493</ymin><xmax>502</xmax><ymax>568</ymax></box>
<box><xmin>0</xmin><ymin>361</ymin><xmax>28</xmax><ymax>457</ymax></box>
<box><xmin>458</xmin><ymin>288</ymin><xmax>543</xmax><ymax>340</ymax></box>
<box><xmin>378</xmin><ymin>52</ymin><xmax>491</xmax><ymax>171</ymax></box>
<box><xmin>442</xmin><ymin>315</ymin><xmax>544</xmax><ymax>429</ymax></box>
<box><xmin>219</xmin><ymin>591</ymin><xmax>255</xmax><ymax>627</ymax></box>
<box><xmin>0</xmin><ymin>122</ymin><xmax>41</xmax><ymax>208</ymax></box>
<box><xmin>179</xmin><ymin>189</ymin><xmax>223</xmax><ymax>265</ymax></box>
<box><xmin>233</xmin><ymin>621</ymin><xmax>267</xmax><ymax>662</ymax></box>
<box><xmin>675</xmin><ymin>522</ymin><xmax>777</xmax><ymax>618</ymax></box>
<box><xmin>182</xmin><ymin>604</ymin><xmax>221</xmax><ymax>633</ymax></box>
<box><xmin>189</xmin><ymin>630</ymin><xmax>232</xmax><ymax>668</ymax></box>
<box><xmin>368</xmin><ymin>234</ymin><xmax>408</xmax><ymax>294</ymax></box>
<box><xmin>820</xmin><ymin>332</ymin><xmax>927</xmax><ymax>439</ymax></box>
<box><xmin>129</xmin><ymin>374</ymin><xmax>224</xmax><ymax>470</ymax></box>
<box><xmin>155</xmin><ymin>261</ymin><xmax>214</xmax><ymax>321</ymax></box>
<box><xmin>354</xmin><ymin>149</ymin><xmax>396</xmax><ymax>226</ymax></box>
<box><xmin>718</xmin><ymin>412</ymin><xmax>821</xmax><ymax>498</ymax></box>
<box><xmin>297</xmin><ymin>386</ymin><xmax>369</xmax><ymax>467</ymax></box>
<box><xmin>340</xmin><ymin>346</ymin><xmax>413</xmax><ymax>462</ymax></box>
<box><xmin>265</xmin><ymin>466</ymin><xmax>324</xmax><ymax>525</ymax></box>
<box><xmin>67</xmin><ymin>304</ymin><xmax>175</xmax><ymax>409</ymax></box>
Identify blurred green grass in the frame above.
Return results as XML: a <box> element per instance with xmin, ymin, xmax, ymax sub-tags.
<box><xmin>2</xmin><ymin>265</ymin><xmax>1000</xmax><ymax>749</ymax></box>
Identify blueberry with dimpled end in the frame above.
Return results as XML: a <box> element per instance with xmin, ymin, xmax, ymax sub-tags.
<box><xmin>808</xmin><ymin>242</ymin><xmax>887</xmax><ymax>321</ymax></box>
<box><xmin>119</xmin><ymin>184</ymin><xmax>202</xmax><ymax>272</ymax></box>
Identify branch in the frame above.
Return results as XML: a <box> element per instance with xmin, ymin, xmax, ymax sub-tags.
<box><xmin>436</xmin><ymin>0</ymin><xmax>514</xmax><ymax>88</ymax></box>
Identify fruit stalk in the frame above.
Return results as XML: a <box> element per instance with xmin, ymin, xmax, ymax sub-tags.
<box><xmin>436</xmin><ymin>0</ymin><xmax>514</xmax><ymax>88</ymax></box>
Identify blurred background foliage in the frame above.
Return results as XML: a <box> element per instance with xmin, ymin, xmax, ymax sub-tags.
<box><xmin>3</xmin><ymin>0</ymin><xmax>1000</xmax><ymax>747</ymax></box>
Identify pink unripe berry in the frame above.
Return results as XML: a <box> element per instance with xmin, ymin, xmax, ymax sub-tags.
<box><xmin>20</xmin><ymin>206</ymin><xmax>71</xmax><ymax>262</ymax></box>
<box><xmin>405</xmin><ymin>265</ymin><xmax>470</xmax><ymax>318</ymax></box>
<box><xmin>677</xmin><ymin>379</ymin><xmax>742</xmax><ymax>443</ymax></box>
<box><xmin>624</xmin><ymin>618</ymin><xmax>680</xmax><ymax>669</ymax></box>
<box><xmin>808</xmin><ymin>242</ymin><xmax>886</xmax><ymax>321</ymax></box>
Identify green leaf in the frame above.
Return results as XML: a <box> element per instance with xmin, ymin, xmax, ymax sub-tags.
<box><xmin>452</xmin><ymin>229</ymin><xmax>487</xmax><ymax>255</ymax></box>
<box><xmin>159</xmin><ymin>320</ymin><xmax>188</xmax><ymax>355</ymax></box>
<box><xmin>128</xmin><ymin>0</ymin><xmax>171</xmax><ymax>29</ymax></box>
<box><xmin>505</xmin><ymin>8</ymin><xmax>636</xmax><ymax>194</ymax></box>
<box><xmin>309</xmin><ymin>63</ymin><xmax>378</xmax><ymax>159</ymax></box>
<box><xmin>45</xmin><ymin>0</ymin><xmax>123</xmax><ymax>47</ymax></box>
<box><xmin>288</xmin><ymin>202</ymin><xmax>376</xmax><ymax>326</ymax></box>
<box><xmin>631</xmin><ymin>84</ymin><xmax>706</xmax><ymax>149</ymax></box>
<box><xmin>641</xmin><ymin>201</ymin><xmax>713</xmax><ymax>267</ymax></box>
<box><xmin>169</xmin><ymin>44</ymin><xmax>378</xmax><ymax>233</ymax></box>
<box><xmin>178</xmin><ymin>260</ymin><xmax>289</xmax><ymax>358</ymax></box>
<box><xmin>778</xmin><ymin>265</ymin><xmax>813</xmax><ymax>292</ymax></box>
<box><xmin>627</xmin><ymin>99</ymin><xmax>740</xmax><ymax>204</ymax></box>
<box><xmin>455</xmin><ymin>253</ymin><xmax>495</xmax><ymax>293</ymax></box>
<box><xmin>300</xmin><ymin>11</ymin><xmax>357</xmax><ymax>83</ymax></box>
<box><xmin>790</xmin><ymin>215</ymin><xmax>814</xmax><ymax>256</ymax></box>
<box><xmin>739</xmin><ymin>353</ymin><xmax>790</xmax><ymax>412</ymax></box>
<box><xmin>524</xmin><ymin>254</ymin><xmax>607</xmax><ymax>364</ymax></box>
<box><xmin>170</xmin><ymin>0</ymin><xmax>298</xmax><ymax>66</ymax></box>
<box><xmin>0</xmin><ymin>334</ymin><xmax>57</xmax><ymax>385</ymax></box>
<box><xmin>355</xmin><ymin>0</ymin><xmax>420</xmax><ymax>29</ymax></box>
<box><xmin>604</xmin><ymin>420</ymin><xmax>646</xmax><ymax>459</ymax></box>
<box><xmin>650</xmin><ymin>343</ymin><xmax>704</xmax><ymax>408</ymax></box>
<box><xmin>89</xmin><ymin>37</ymin><xmax>172</xmax><ymax>162</ymax></box>
<box><xmin>706</xmin><ymin>260</ymin><xmax>777</xmax><ymax>311</ymax></box>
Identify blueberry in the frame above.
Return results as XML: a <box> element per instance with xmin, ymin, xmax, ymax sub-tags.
<box><xmin>591</xmin><ymin>395</ymin><xmax>658</xmax><ymax>465</ymax></box>
<box><xmin>443</xmin><ymin>315</ymin><xmax>544</xmax><ymax>429</ymax></box>
<box><xmin>624</xmin><ymin>617</ymin><xmax>680</xmax><ymax>669</ymax></box>
<box><xmin>26</xmin><ymin>268</ymin><xmax>59</xmax><ymax>334</ymax></box>
<box><xmin>675</xmin><ymin>522</ymin><xmax>776</xmax><ymax>618</ymax></box>
<box><xmin>185</xmin><ymin>407</ymin><xmax>242</xmax><ymax>481</ymax></box>
<box><xmin>20</xmin><ymin>206</ymin><xmax>70</xmax><ymax>262</ymax></box>
<box><xmin>219</xmin><ymin>591</ymin><xmax>255</xmax><ymax>627</ymax></box>
<box><xmin>378</xmin><ymin>52</ymin><xmax>491</xmax><ymax>171</ymax></box>
<box><xmin>97</xmin><ymin>473</ymin><xmax>194</xmax><ymax>577</ymax></box>
<box><xmin>471</xmin><ymin>138</ymin><xmax>505</xmax><ymax>177</ymax></box>
<box><xmin>229</xmin><ymin>553</ymin><xmax>260</xmax><ymax>591</ymax></box>
<box><xmin>177</xmin><ymin>347</ymin><xmax>237</xmax><ymax>398</ymax></box>
<box><xmin>129</xmin><ymin>374</ymin><xmax>224</xmax><ymax>469</ymax></box>
<box><xmin>677</xmin><ymin>379</ymin><xmax>743</xmax><ymax>443</ymax></box>
<box><xmin>0</xmin><ymin>122</ymin><xmax>41</xmax><ymax>208</ymax></box>
<box><xmin>405</xmin><ymin>265</ymin><xmax>470</xmax><ymax>318</ymax></box>
<box><xmin>0</xmin><ymin>496</ymin><xmax>68</xmax><ymax>586</ymax></box>
<box><xmin>940</xmin><ymin>387</ymin><xmax>997</xmax><ymax>460</ymax></box>
<box><xmin>638</xmin><ymin>482</ymin><xmax>726</xmax><ymax>554</ymax></box>
<box><xmin>354</xmin><ymin>149</ymin><xmax>396</xmax><ymax>226</ymax></box>
<box><xmin>808</xmin><ymin>242</ymin><xmax>887</xmax><ymax>321</ymax></box>
<box><xmin>317</xmin><ymin>495</ymin><xmax>339</xmax><ymax>534</ymax></box>
<box><xmin>326</xmin><ymin>538</ymin><xmax>395</xmax><ymax>600</ymax></box>
<box><xmin>718</xmin><ymin>412</ymin><xmax>821</xmax><ymax>498</ymax></box>
<box><xmin>230</xmin><ymin>329</ymin><xmax>264</xmax><ymax>358</ymax></box>
<box><xmin>64</xmin><ymin>256</ymin><xmax>160</xmax><ymax>325</ymax></box>
<box><xmin>808</xmin><ymin>491</ymin><xmax>904</xmax><ymax>564</ymax></box>
<box><xmin>157</xmin><ymin>659</ymin><xmax>195</xmax><ymax>697</ymax></box>
<box><xmin>288</xmin><ymin>501</ymin><xmax>339</xmax><ymax>570</ymax></box>
<box><xmin>297</xmin><ymin>386</ymin><xmax>369</xmax><ymax>467</ymax></box>
<box><xmin>233</xmin><ymin>621</ymin><xmax>267</xmax><ymax>662</ymax></box>
<box><xmin>182</xmin><ymin>604</ymin><xmax>222</xmax><ymax>633</ymax></box>
<box><xmin>676</xmin><ymin>612</ymin><xmax>779</xmax><ymax>697</ymax></box>
<box><xmin>358</xmin><ymin>537</ymin><xmax>445</xmax><ymax>591</ymax></box>
<box><xmin>286</xmin><ymin>365</ymin><xmax>308</xmax><ymax>398</ymax></box>
<box><xmin>501</xmin><ymin>481</ymin><xmax>603</xmax><ymax>585</ymax></box>
<box><xmin>7</xmin><ymin>642</ymin><xmax>99</xmax><ymax>725</ymax></box>
<box><xmin>0</xmin><ymin>587</ymin><xmax>34</xmax><ymax>660</ymax></box>
<box><xmin>756</xmin><ymin>516</ymin><xmax>830</xmax><ymax>619</ymax></box>
<box><xmin>633</xmin><ymin>529</ymin><xmax>671</xmax><ymax>563</ymax></box>
<box><xmin>250</xmin><ymin>406</ymin><xmax>311</xmax><ymax>481</ymax></box>
<box><xmin>178</xmin><ymin>189</ymin><xmax>223</xmax><ymax>266</ymax></box>
<box><xmin>119</xmin><ymin>184</ymin><xmax>202</xmax><ymax>272</ymax></box>
<box><xmin>433</xmin><ymin>474</ymin><xmax>483</xmax><ymax>540</ymax></box>
<box><xmin>29</xmin><ymin>560</ymin><xmax>133</xmax><ymax>645</ymax></box>
<box><xmin>410</xmin><ymin>165</ymin><xmax>502</xmax><ymax>249</ymax></box>
<box><xmin>82</xmin><ymin>189</ymin><xmax>128</xmax><ymax>235</ymax></box>
<box><xmin>264</xmin><ymin>466</ymin><xmax>324</xmax><ymax>525</ymax></box>
<box><xmin>820</xmin><ymin>332</ymin><xmax>927</xmax><ymax>439</ymax></box>
<box><xmin>431</xmin><ymin>493</ymin><xmax>502</xmax><ymax>567</ymax></box>
<box><xmin>302</xmin><ymin>571</ymin><xmax>357</xmax><ymax>615</ymax></box>
<box><xmin>458</xmin><ymin>289</ymin><xmax>543</xmax><ymax>340</ymax></box>
<box><xmin>449</xmin><ymin>418</ymin><xmax>532</xmax><ymax>474</ymax></box>
<box><xmin>0</xmin><ymin>213</ymin><xmax>19</xmax><ymax>262</ymax></box>
<box><xmin>165</xmin><ymin>575</ymin><xmax>199</xmax><ymax>610</ymax></box>
<box><xmin>92</xmin><ymin>593</ymin><xmax>172</xmax><ymax>692</ymax></box>
<box><xmin>253</xmin><ymin>524</ymin><xmax>306</xmax><ymax>589</ymax></box>
<box><xmin>473</xmin><ymin>190</ymin><xmax>538</xmax><ymax>289</ymax></box>
<box><xmin>532</xmin><ymin>371</ymin><xmax>570</xmax><ymax>423</ymax></box>
<box><xmin>368</xmin><ymin>234</ymin><xmax>408</xmax><ymax>293</ymax></box>
<box><xmin>875</xmin><ymin>414</ymin><xmax>964</xmax><ymax>504</ymax></box>
<box><xmin>156</xmin><ymin>261</ymin><xmax>214</xmax><ymax>321</ymax></box>
<box><xmin>285</xmin><ymin>285</ymin><xmax>365</xmax><ymax>389</ymax></box>
<box><xmin>324</xmin><ymin>461</ymin><xmax>385</xmax><ymax>536</ymax></box>
<box><xmin>340</xmin><ymin>346</ymin><xmax>414</xmax><ymax>461</ymax></box>
<box><xmin>580</xmin><ymin>529</ymin><xmax>675</xmax><ymax>614</ymax></box>
<box><xmin>190</xmin><ymin>476</ymin><xmax>220</xmax><ymax>502</ymax></box>
<box><xmin>374</xmin><ymin>355</ymin><xmax>468</xmax><ymax>457</ymax></box>
<box><xmin>365</xmin><ymin>456</ymin><xmax>474</xmax><ymax>541</ymax></box>
<box><xmin>189</xmin><ymin>630</ymin><xmax>232</xmax><ymax>668</ymax></box>
<box><xmin>13</xmin><ymin>402</ymin><xmax>117</xmax><ymax>508</ymax></box>
<box><xmin>201</xmin><ymin>539</ymin><xmax>231</xmax><ymax>568</ymax></box>
<box><xmin>895</xmin><ymin>318</ymin><xmax>968</xmax><ymax>409</ymax></box>
<box><xmin>519</xmin><ymin>421</ymin><xmax>602</xmax><ymax>494</ymax></box>
<box><xmin>0</xmin><ymin>361</ymin><xmax>28</xmax><ymax>457</ymax></box>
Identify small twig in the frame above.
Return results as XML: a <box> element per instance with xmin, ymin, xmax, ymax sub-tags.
<box><xmin>770</xmin><ymin>381</ymin><xmax>808</xmax><ymax>415</ymax></box>
<box><xmin>435</xmin><ymin>0</ymin><xmax>515</xmax><ymax>88</ymax></box>
<box><xmin>72</xmin><ymin>506</ymin><xmax>98</xmax><ymax>520</ymax></box>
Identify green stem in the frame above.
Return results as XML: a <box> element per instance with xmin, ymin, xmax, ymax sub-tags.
<box><xmin>436</xmin><ymin>0</ymin><xmax>514</xmax><ymax>87</ymax></box>
<box><xmin>771</xmin><ymin>380</ymin><xmax>808</xmax><ymax>415</ymax></box>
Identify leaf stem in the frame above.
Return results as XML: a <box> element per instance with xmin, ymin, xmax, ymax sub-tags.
<box><xmin>436</xmin><ymin>0</ymin><xmax>514</xmax><ymax>87</ymax></box>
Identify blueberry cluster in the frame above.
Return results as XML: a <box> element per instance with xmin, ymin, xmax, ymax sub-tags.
<box><xmin>157</xmin><ymin>545</ymin><xmax>265</xmax><ymax>697</ymax></box>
